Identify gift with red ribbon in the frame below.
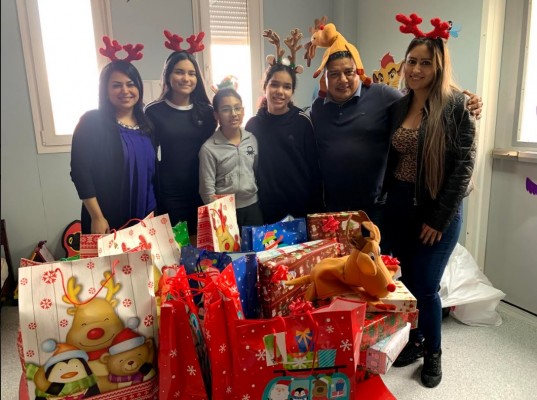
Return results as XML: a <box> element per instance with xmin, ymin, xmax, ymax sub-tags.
<box><xmin>307</xmin><ymin>211</ymin><xmax>367</xmax><ymax>255</ymax></box>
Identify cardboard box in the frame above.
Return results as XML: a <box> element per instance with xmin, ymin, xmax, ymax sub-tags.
<box><xmin>307</xmin><ymin>212</ymin><xmax>364</xmax><ymax>255</ymax></box>
<box><xmin>257</xmin><ymin>239</ymin><xmax>341</xmax><ymax>318</ymax></box>
<box><xmin>365</xmin><ymin>323</ymin><xmax>411</xmax><ymax>374</ymax></box>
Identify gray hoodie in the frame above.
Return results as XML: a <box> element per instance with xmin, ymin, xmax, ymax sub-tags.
<box><xmin>199</xmin><ymin>128</ymin><xmax>259</xmax><ymax>208</ymax></box>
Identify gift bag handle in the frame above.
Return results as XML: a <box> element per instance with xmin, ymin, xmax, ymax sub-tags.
<box><xmin>110</xmin><ymin>218</ymin><xmax>147</xmax><ymax>240</ymax></box>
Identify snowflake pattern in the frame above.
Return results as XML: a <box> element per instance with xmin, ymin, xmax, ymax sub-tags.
<box><xmin>205</xmin><ymin>330</ymin><xmax>211</xmax><ymax>341</ymax></box>
<box><xmin>147</xmin><ymin>281</ymin><xmax>154</xmax><ymax>289</ymax></box>
<box><xmin>40</xmin><ymin>298</ymin><xmax>52</xmax><ymax>310</ymax></box>
<box><xmin>291</xmin><ymin>356</ymin><xmax>310</xmax><ymax>369</ymax></box>
<box><xmin>88</xmin><ymin>287</ymin><xmax>96</xmax><ymax>295</ymax></box>
<box><xmin>28</xmin><ymin>322</ymin><xmax>37</xmax><ymax>330</ymax></box>
<box><xmin>144</xmin><ymin>314</ymin><xmax>154</xmax><ymax>327</ymax></box>
<box><xmin>187</xmin><ymin>365</ymin><xmax>196</xmax><ymax>376</ymax></box>
<box><xmin>326</xmin><ymin>325</ymin><xmax>334</xmax><ymax>333</ymax></box>
<box><xmin>122</xmin><ymin>298</ymin><xmax>132</xmax><ymax>308</ymax></box>
<box><xmin>242</xmin><ymin>395</ymin><xmax>250</xmax><ymax>400</ymax></box>
<box><xmin>219</xmin><ymin>344</ymin><xmax>227</xmax><ymax>353</ymax></box>
<box><xmin>340</xmin><ymin>339</ymin><xmax>351</xmax><ymax>351</ymax></box>
<box><xmin>86</xmin><ymin>261</ymin><xmax>95</xmax><ymax>270</ymax></box>
<box><xmin>149</xmin><ymin>228</ymin><xmax>156</xmax><ymax>236</ymax></box>
<box><xmin>169</xmin><ymin>238</ymin><xmax>174</xmax><ymax>244</ymax></box>
<box><xmin>169</xmin><ymin>349</ymin><xmax>177</xmax><ymax>358</ymax></box>
<box><xmin>59</xmin><ymin>319</ymin><xmax>69</xmax><ymax>328</ymax></box>
<box><xmin>20</xmin><ymin>278</ymin><xmax>28</xmax><ymax>285</ymax></box>
<box><xmin>226</xmin><ymin>387</ymin><xmax>232</xmax><ymax>394</ymax></box>
<box><xmin>161</xmin><ymin>217</ymin><xmax>168</xmax><ymax>224</ymax></box>
<box><xmin>41</xmin><ymin>270</ymin><xmax>57</xmax><ymax>284</ymax></box>
<box><xmin>122</xmin><ymin>265</ymin><xmax>132</xmax><ymax>274</ymax></box>
<box><xmin>174</xmin><ymin>391</ymin><xmax>180</xmax><ymax>398</ymax></box>
<box><xmin>255</xmin><ymin>349</ymin><xmax>266</xmax><ymax>361</ymax></box>
<box><xmin>140</xmin><ymin>253</ymin><xmax>150</xmax><ymax>262</ymax></box>
<box><xmin>26</xmin><ymin>350</ymin><xmax>34</xmax><ymax>358</ymax></box>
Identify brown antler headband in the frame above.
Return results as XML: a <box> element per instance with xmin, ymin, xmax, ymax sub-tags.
<box><xmin>163</xmin><ymin>30</ymin><xmax>205</xmax><ymax>54</ymax></box>
<box><xmin>99</xmin><ymin>36</ymin><xmax>144</xmax><ymax>62</ymax></box>
<box><xmin>396</xmin><ymin>13</ymin><xmax>450</xmax><ymax>40</ymax></box>
<box><xmin>263</xmin><ymin>28</ymin><xmax>304</xmax><ymax>74</ymax></box>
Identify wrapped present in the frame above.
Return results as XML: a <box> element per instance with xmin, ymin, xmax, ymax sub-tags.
<box><xmin>360</xmin><ymin>311</ymin><xmax>415</xmax><ymax>350</ymax></box>
<box><xmin>307</xmin><ymin>211</ymin><xmax>364</xmax><ymax>255</ymax></box>
<box><xmin>364</xmin><ymin>322</ymin><xmax>411</xmax><ymax>374</ymax></box>
<box><xmin>256</xmin><ymin>239</ymin><xmax>327</xmax><ymax>263</ymax></box>
<box><xmin>257</xmin><ymin>239</ymin><xmax>341</xmax><ymax>318</ymax></box>
<box><xmin>345</xmin><ymin>280</ymin><xmax>417</xmax><ymax>313</ymax></box>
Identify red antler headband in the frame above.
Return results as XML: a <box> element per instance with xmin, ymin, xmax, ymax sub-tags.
<box><xmin>163</xmin><ymin>30</ymin><xmax>205</xmax><ymax>54</ymax></box>
<box><xmin>99</xmin><ymin>36</ymin><xmax>144</xmax><ymax>62</ymax></box>
<box><xmin>396</xmin><ymin>13</ymin><xmax>451</xmax><ymax>40</ymax></box>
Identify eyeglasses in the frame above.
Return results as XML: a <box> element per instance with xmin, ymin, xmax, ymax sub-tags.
<box><xmin>219</xmin><ymin>106</ymin><xmax>244</xmax><ymax>115</ymax></box>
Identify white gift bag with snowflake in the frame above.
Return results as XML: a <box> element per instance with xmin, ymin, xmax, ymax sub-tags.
<box><xmin>18</xmin><ymin>250</ymin><xmax>159</xmax><ymax>399</ymax></box>
<box><xmin>97</xmin><ymin>213</ymin><xmax>181</xmax><ymax>272</ymax></box>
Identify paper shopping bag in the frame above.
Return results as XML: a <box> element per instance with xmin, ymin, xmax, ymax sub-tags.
<box><xmin>228</xmin><ymin>252</ymin><xmax>260</xmax><ymax>319</ymax></box>
<box><xmin>98</xmin><ymin>213</ymin><xmax>180</xmax><ymax>271</ymax></box>
<box><xmin>18</xmin><ymin>250</ymin><xmax>159</xmax><ymax>399</ymax></box>
<box><xmin>197</xmin><ymin>194</ymin><xmax>241</xmax><ymax>252</ymax></box>
<box><xmin>231</xmin><ymin>297</ymin><xmax>366</xmax><ymax>399</ymax></box>
<box><xmin>241</xmin><ymin>215</ymin><xmax>308</xmax><ymax>252</ymax></box>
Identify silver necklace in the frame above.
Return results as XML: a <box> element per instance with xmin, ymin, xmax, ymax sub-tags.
<box><xmin>116</xmin><ymin>120</ymin><xmax>140</xmax><ymax>130</ymax></box>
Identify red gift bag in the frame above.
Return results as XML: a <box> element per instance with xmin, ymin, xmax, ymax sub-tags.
<box><xmin>231</xmin><ymin>297</ymin><xmax>366</xmax><ymax>399</ymax></box>
<box><xmin>202</xmin><ymin>264</ymin><xmax>244</xmax><ymax>400</ymax></box>
<box><xmin>158</xmin><ymin>267</ymin><xmax>209</xmax><ymax>400</ymax></box>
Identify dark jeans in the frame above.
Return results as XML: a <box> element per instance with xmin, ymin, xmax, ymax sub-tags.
<box><xmin>236</xmin><ymin>202</ymin><xmax>264</xmax><ymax>232</ymax></box>
<box><xmin>384</xmin><ymin>180</ymin><xmax>462</xmax><ymax>353</ymax></box>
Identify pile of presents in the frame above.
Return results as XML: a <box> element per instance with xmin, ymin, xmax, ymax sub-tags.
<box><xmin>16</xmin><ymin>194</ymin><xmax>417</xmax><ymax>400</ymax></box>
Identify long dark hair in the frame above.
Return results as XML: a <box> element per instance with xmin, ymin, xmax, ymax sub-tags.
<box><xmin>258</xmin><ymin>63</ymin><xmax>296</xmax><ymax>109</ymax></box>
<box><xmin>98</xmin><ymin>60</ymin><xmax>153</xmax><ymax>133</ymax></box>
<box><xmin>158</xmin><ymin>51</ymin><xmax>214</xmax><ymax>126</ymax></box>
<box><xmin>403</xmin><ymin>37</ymin><xmax>458</xmax><ymax>198</ymax></box>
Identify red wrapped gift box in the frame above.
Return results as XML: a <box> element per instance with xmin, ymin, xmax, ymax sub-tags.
<box><xmin>307</xmin><ymin>211</ymin><xmax>364</xmax><ymax>255</ymax></box>
<box><xmin>257</xmin><ymin>239</ymin><xmax>341</xmax><ymax>318</ymax></box>
<box><xmin>360</xmin><ymin>311</ymin><xmax>417</xmax><ymax>350</ymax></box>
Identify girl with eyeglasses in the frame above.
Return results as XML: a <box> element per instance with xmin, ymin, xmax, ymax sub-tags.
<box><xmin>199</xmin><ymin>88</ymin><xmax>263</xmax><ymax>229</ymax></box>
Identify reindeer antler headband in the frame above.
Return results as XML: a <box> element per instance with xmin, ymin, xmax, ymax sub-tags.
<box><xmin>163</xmin><ymin>30</ymin><xmax>205</xmax><ymax>54</ymax></box>
<box><xmin>99</xmin><ymin>36</ymin><xmax>144</xmax><ymax>62</ymax></box>
<box><xmin>396</xmin><ymin>13</ymin><xmax>451</xmax><ymax>40</ymax></box>
<box><xmin>263</xmin><ymin>28</ymin><xmax>304</xmax><ymax>74</ymax></box>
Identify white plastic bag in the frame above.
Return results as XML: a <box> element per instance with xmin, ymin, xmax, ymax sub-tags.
<box><xmin>440</xmin><ymin>243</ymin><xmax>506</xmax><ymax>326</ymax></box>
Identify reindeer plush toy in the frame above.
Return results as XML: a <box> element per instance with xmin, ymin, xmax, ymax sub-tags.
<box><xmin>285</xmin><ymin>212</ymin><xmax>396</xmax><ymax>302</ymax></box>
<box><xmin>304</xmin><ymin>16</ymin><xmax>372</xmax><ymax>96</ymax></box>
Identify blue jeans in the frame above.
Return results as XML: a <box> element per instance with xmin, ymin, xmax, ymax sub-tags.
<box><xmin>384</xmin><ymin>180</ymin><xmax>462</xmax><ymax>353</ymax></box>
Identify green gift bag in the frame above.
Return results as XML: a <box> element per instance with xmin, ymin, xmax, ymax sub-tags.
<box><xmin>173</xmin><ymin>221</ymin><xmax>191</xmax><ymax>247</ymax></box>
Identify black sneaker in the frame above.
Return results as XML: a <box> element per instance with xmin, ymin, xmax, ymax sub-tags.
<box><xmin>421</xmin><ymin>349</ymin><xmax>442</xmax><ymax>388</ymax></box>
<box><xmin>392</xmin><ymin>338</ymin><xmax>424</xmax><ymax>367</ymax></box>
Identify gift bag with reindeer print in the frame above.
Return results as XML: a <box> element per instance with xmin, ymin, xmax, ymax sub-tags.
<box><xmin>18</xmin><ymin>250</ymin><xmax>159</xmax><ymax>400</ymax></box>
<box><xmin>197</xmin><ymin>194</ymin><xmax>241</xmax><ymax>252</ymax></box>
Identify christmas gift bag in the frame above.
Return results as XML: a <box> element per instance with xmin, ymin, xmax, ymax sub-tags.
<box><xmin>98</xmin><ymin>213</ymin><xmax>181</xmax><ymax>271</ymax></box>
<box><xmin>18</xmin><ymin>250</ymin><xmax>159</xmax><ymax>400</ymax></box>
<box><xmin>241</xmin><ymin>215</ymin><xmax>308</xmax><ymax>252</ymax></box>
<box><xmin>172</xmin><ymin>220</ymin><xmax>191</xmax><ymax>247</ymax></box>
<box><xmin>197</xmin><ymin>194</ymin><xmax>241</xmax><ymax>252</ymax></box>
<box><xmin>79</xmin><ymin>234</ymin><xmax>103</xmax><ymax>259</ymax></box>
<box><xmin>158</xmin><ymin>272</ymin><xmax>210</xmax><ymax>400</ymax></box>
<box><xmin>228</xmin><ymin>252</ymin><xmax>260</xmax><ymax>319</ymax></box>
<box><xmin>231</xmin><ymin>297</ymin><xmax>366</xmax><ymax>400</ymax></box>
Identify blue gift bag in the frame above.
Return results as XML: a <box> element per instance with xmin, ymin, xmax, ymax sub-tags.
<box><xmin>241</xmin><ymin>215</ymin><xmax>307</xmax><ymax>252</ymax></box>
<box><xmin>228</xmin><ymin>252</ymin><xmax>260</xmax><ymax>319</ymax></box>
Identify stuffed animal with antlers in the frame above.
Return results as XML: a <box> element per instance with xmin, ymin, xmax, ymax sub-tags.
<box><xmin>304</xmin><ymin>16</ymin><xmax>372</xmax><ymax>91</ymax></box>
<box><xmin>285</xmin><ymin>211</ymin><xmax>397</xmax><ymax>306</ymax></box>
<box><xmin>263</xmin><ymin>28</ymin><xmax>304</xmax><ymax>74</ymax></box>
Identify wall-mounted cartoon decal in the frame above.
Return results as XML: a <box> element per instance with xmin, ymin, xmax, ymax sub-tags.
<box><xmin>372</xmin><ymin>53</ymin><xmax>403</xmax><ymax>89</ymax></box>
<box><xmin>526</xmin><ymin>177</ymin><xmax>537</xmax><ymax>195</ymax></box>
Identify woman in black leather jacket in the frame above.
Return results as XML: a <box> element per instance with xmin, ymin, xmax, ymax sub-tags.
<box><xmin>382</xmin><ymin>17</ymin><xmax>477</xmax><ymax>389</ymax></box>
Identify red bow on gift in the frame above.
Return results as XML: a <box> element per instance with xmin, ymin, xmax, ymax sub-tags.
<box><xmin>289</xmin><ymin>298</ymin><xmax>314</xmax><ymax>315</ymax></box>
<box><xmin>321</xmin><ymin>216</ymin><xmax>340</xmax><ymax>233</ymax></box>
<box><xmin>271</xmin><ymin>264</ymin><xmax>289</xmax><ymax>283</ymax></box>
<box><xmin>381</xmin><ymin>255</ymin><xmax>400</xmax><ymax>266</ymax></box>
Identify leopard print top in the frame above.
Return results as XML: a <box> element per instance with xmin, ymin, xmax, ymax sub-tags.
<box><xmin>392</xmin><ymin>126</ymin><xmax>419</xmax><ymax>183</ymax></box>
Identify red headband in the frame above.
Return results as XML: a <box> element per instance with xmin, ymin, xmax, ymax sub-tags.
<box><xmin>99</xmin><ymin>36</ymin><xmax>144</xmax><ymax>62</ymax></box>
<box><xmin>163</xmin><ymin>30</ymin><xmax>205</xmax><ymax>54</ymax></box>
<box><xmin>396</xmin><ymin>13</ymin><xmax>450</xmax><ymax>40</ymax></box>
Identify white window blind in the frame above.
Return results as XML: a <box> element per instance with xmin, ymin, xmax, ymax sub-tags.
<box><xmin>209</xmin><ymin>0</ymin><xmax>248</xmax><ymax>44</ymax></box>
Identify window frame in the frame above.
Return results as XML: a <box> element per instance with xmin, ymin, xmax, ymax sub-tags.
<box><xmin>192</xmin><ymin>0</ymin><xmax>264</xmax><ymax>114</ymax></box>
<box><xmin>16</xmin><ymin>0</ymin><xmax>112</xmax><ymax>154</ymax></box>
